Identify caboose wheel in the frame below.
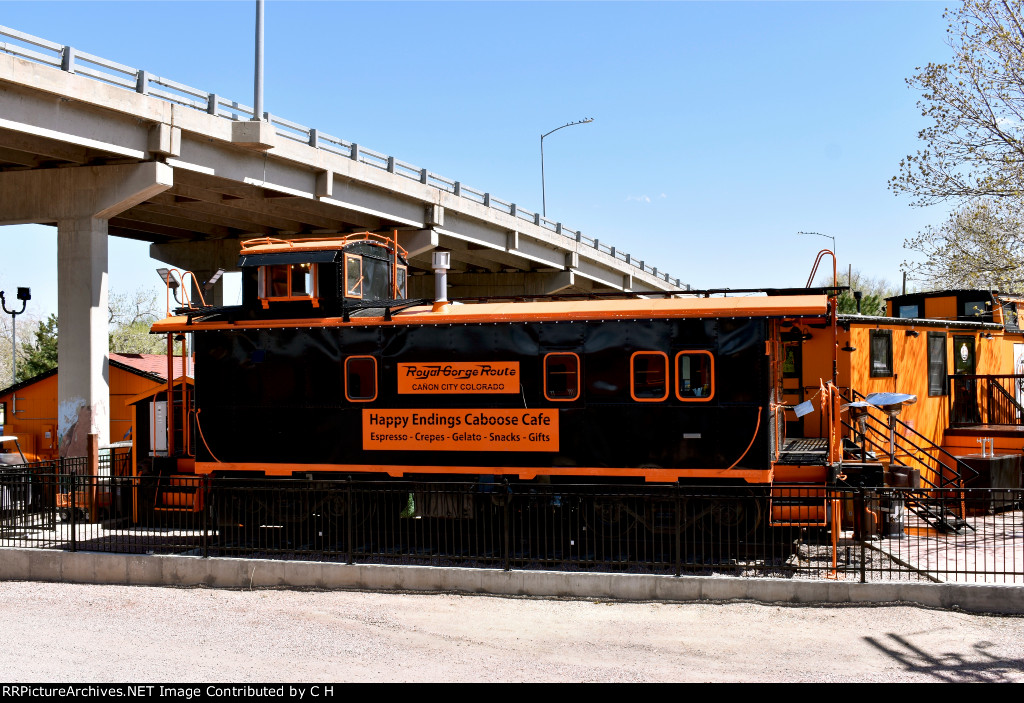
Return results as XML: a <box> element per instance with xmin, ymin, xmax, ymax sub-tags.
<box><xmin>697</xmin><ymin>492</ymin><xmax>764</xmax><ymax>540</ymax></box>
<box><xmin>584</xmin><ymin>497</ymin><xmax>638</xmax><ymax>535</ymax></box>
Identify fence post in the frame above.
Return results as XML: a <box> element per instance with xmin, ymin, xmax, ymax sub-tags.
<box><xmin>674</xmin><ymin>483</ymin><xmax>681</xmax><ymax>577</ymax></box>
<box><xmin>346</xmin><ymin>476</ymin><xmax>354</xmax><ymax>565</ymax></box>
<box><xmin>859</xmin><ymin>488</ymin><xmax>866</xmax><ymax>583</ymax></box>
<box><xmin>202</xmin><ymin>477</ymin><xmax>209</xmax><ymax>559</ymax></box>
<box><xmin>68</xmin><ymin>461</ymin><xmax>77</xmax><ymax>553</ymax></box>
<box><xmin>502</xmin><ymin>479</ymin><xmax>511</xmax><ymax>572</ymax></box>
<box><xmin>87</xmin><ymin>433</ymin><xmax>99</xmax><ymax>524</ymax></box>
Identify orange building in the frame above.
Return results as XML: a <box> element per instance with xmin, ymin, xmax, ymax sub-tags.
<box><xmin>0</xmin><ymin>353</ymin><xmax>184</xmax><ymax>461</ymax></box>
<box><xmin>787</xmin><ymin>289</ymin><xmax>1024</xmax><ymax>488</ymax></box>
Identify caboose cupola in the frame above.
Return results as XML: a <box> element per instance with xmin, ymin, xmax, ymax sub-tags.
<box><xmin>237</xmin><ymin>233</ymin><xmax>410</xmax><ymax>317</ymax></box>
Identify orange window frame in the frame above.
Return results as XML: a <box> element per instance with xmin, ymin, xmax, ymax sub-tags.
<box><xmin>630</xmin><ymin>351</ymin><xmax>669</xmax><ymax>402</ymax></box>
<box><xmin>344</xmin><ymin>356</ymin><xmax>378</xmax><ymax>402</ymax></box>
<box><xmin>344</xmin><ymin>253</ymin><xmax>363</xmax><ymax>299</ymax></box>
<box><xmin>258</xmin><ymin>263</ymin><xmax>319</xmax><ymax>307</ymax></box>
<box><xmin>674</xmin><ymin>350</ymin><xmax>715</xmax><ymax>402</ymax></box>
<box><xmin>543</xmin><ymin>352</ymin><xmax>581</xmax><ymax>402</ymax></box>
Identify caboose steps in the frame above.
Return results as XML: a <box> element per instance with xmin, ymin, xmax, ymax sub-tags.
<box><xmin>768</xmin><ymin>485</ymin><xmax>828</xmax><ymax>527</ymax></box>
<box><xmin>153</xmin><ymin>474</ymin><xmax>203</xmax><ymax>514</ymax></box>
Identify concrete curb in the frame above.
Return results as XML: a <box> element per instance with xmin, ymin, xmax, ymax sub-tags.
<box><xmin>2</xmin><ymin>547</ymin><xmax>1023</xmax><ymax>614</ymax></box>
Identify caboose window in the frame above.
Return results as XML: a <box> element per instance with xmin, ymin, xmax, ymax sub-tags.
<box><xmin>396</xmin><ymin>265</ymin><xmax>408</xmax><ymax>299</ymax></box>
<box><xmin>869</xmin><ymin>330</ymin><xmax>893</xmax><ymax>377</ymax></box>
<box><xmin>345</xmin><ymin>254</ymin><xmax>363</xmax><ymax>299</ymax></box>
<box><xmin>544</xmin><ymin>353</ymin><xmax>580</xmax><ymax>401</ymax></box>
<box><xmin>675</xmin><ymin>351</ymin><xmax>714</xmax><ymax>401</ymax></box>
<box><xmin>345</xmin><ymin>356</ymin><xmax>377</xmax><ymax>402</ymax></box>
<box><xmin>631</xmin><ymin>351</ymin><xmax>669</xmax><ymax>402</ymax></box>
<box><xmin>258</xmin><ymin>263</ymin><xmax>317</xmax><ymax>302</ymax></box>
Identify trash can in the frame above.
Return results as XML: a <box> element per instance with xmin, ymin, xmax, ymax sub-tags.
<box><xmin>882</xmin><ymin>467</ymin><xmax>919</xmax><ymax>538</ymax></box>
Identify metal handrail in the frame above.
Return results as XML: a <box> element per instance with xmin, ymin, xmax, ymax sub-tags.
<box><xmin>949</xmin><ymin>374</ymin><xmax>1024</xmax><ymax>427</ymax></box>
<box><xmin>843</xmin><ymin>387</ymin><xmax>978</xmax><ymax>487</ymax></box>
<box><xmin>0</xmin><ymin>24</ymin><xmax>687</xmax><ymax>290</ymax></box>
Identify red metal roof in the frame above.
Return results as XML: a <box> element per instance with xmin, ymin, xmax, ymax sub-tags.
<box><xmin>109</xmin><ymin>353</ymin><xmax>185</xmax><ymax>380</ymax></box>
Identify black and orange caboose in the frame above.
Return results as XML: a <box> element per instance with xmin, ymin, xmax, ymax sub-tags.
<box><xmin>151</xmin><ymin>234</ymin><xmax>845</xmax><ymax>525</ymax></box>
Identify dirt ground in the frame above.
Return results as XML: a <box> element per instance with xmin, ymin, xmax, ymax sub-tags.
<box><xmin>0</xmin><ymin>581</ymin><xmax>1022</xmax><ymax>682</ymax></box>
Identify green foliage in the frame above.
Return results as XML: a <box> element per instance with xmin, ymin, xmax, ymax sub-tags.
<box><xmin>108</xmin><ymin>287</ymin><xmax>173</xmax><ymax>354</ymax></box>
<box><xmin>903</xmin><ymin>198</ymin><xmax>1024</xmax><ymax>291</ymax></box>
<box><xmin>894</xmin><ymin>1</ymin><xmax>1024</xmax><ymax>290</ymax></box>
<box><xmin>109</xmin><ymin>319</ymin><xmax>169</xmax><ymax>354</ymax></box>
<box><xmin>892</xmin><ymin>1</ymin><xmax>1024</xmax><ymax>203</ymax></box>
<box><xmin>820</xmin><ymin>270</ymin><xmax>898</xmax><ymax>316</ymax></box>
<box><xmin>19</xmin><ymin>313</ymin><xmax>58</xmax><ymax>381</ymax></box>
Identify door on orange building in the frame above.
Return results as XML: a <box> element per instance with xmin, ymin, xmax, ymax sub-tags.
<box><xmin>952</xmin><ymin>335</ymin><xmax>979</xmax><ymax>424</ymax></box>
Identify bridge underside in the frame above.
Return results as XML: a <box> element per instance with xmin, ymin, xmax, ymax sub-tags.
<box><xmin>0</xmin><ymin>42</ymin><xmax>684</xmax><ymax>456</ymax></box>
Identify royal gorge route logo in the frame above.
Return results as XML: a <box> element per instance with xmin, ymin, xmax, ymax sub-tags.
<box><xmin>397</xmin><ymin>362</ymin><xmax>519</xmax><ymax>394</ymax></box>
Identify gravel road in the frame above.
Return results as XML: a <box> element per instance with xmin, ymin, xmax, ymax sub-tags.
<box><xmin>0</xmin><ymin>580</ymin><xmax>1022</xmax><ymax>682</ymax></box>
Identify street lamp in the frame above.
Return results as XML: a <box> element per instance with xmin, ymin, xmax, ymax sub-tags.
<box><xmin>0</xmin><ymin>287</ymin><xmax>31</xmax><ymax>382</ymax></box>
<box><xmin>541</xmin><ymin>118</ymin><xmax>594</xmax><ymax>218</ymax></box>
<box><xmin>798</xmin><ymin>231</ymin><xmax>841</xmax><ymax>289</ymax></box>
<box><xmin>797</xmin><ymin>231</ymin><xmax>836</xmax><ymax>260</ymax></box>
<box><xmin>253</xmin><ymin>0</ymin><xmax>264</xmax><ymax>122</ymax></box>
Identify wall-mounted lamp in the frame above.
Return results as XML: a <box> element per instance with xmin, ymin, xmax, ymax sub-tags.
<box><xmin>842</xmin><ymin>345</ymin><xmax>857</xmax><ymax>352</ymax></box>
<box><xmin>800</xmin><ymin>332</ymin><xmax>813</xmax><ymax>341</ymax></box>
<box><xmin>905</xmin><ymin>330</ymin><xmax>919</xmax><ymax>338</ymax></box>
<box><xmin>982</xmin><ymin>333</ymin><xmax>994</xmax><ymax>339</ymax></box>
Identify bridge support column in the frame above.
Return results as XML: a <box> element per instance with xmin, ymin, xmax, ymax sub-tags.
<box><xmin>57</xmin><ymin>216</ymin><xmax>110</xmax><ymax>456</ymax></box>
<box><xmin>0</xmin><ymin>162</ymin><xmax>172</xmax><ymax>456</ymax></box>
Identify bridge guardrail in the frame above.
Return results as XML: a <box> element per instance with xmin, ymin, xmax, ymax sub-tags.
<box><xmin>0</xmin><ymin>24</ymin><xmax>686</xmax><ymax>290</ymax></box>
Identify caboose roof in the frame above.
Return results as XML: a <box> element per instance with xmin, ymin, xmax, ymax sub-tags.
<box><xmin>151</xmin><ymin>294</ymin><xmax>829</xmax><ymax>333</ymax></box>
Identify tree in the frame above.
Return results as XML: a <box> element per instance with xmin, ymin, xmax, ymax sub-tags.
<box><xmin>903</xmin><ymin>198</ymin><xmax>1024</xmax><ymax>290</ymax></box>
<box><xmin>108</xmin><ymin>287</ymin><xmax>170</xmax><ymax>354</ymax></box>
<box><xmin>19</xmin><ymin>313</ymin><xmax>58</xmax><ymax>381</ymax></box>
<box><xmin>819</xmin><ymin>270</ymin><xmax>899</xmax><ymax>316</ymax></box>
<box><xmin>892</xmin><ymin>1</ymin><xmax>1024</xmax><ymax>203</ymax></box>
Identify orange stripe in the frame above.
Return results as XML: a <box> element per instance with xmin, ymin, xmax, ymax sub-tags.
<box><xmin>195</xmin><ymin>461</ymin><xmax>775</xmax><ymax>483</ymax></box>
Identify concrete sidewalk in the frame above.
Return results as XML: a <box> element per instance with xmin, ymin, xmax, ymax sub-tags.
<box><xmin>2</xmin><ymin>547</ymin><xmax>1023</xmax><ymax>614</ymax></box>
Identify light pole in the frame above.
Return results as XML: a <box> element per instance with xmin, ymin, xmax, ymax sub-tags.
<box><xmin>541</xmin><ymin>118</ymin><xmax>594</xmax><ymax>218</ymax></box>
<box><xmin>797</xmin><ymin>231</ymin><xmax>836</xmax><ymax>260</ymax></box>
<box><xmin>253</xmin><ymin>0</ymin><xmax>264</xmax><ymax>121</ymax></box>
<box><xmin>0</xmin><ymin>287</ymin><xmax>31</xmax><ymax>382</ymax></box>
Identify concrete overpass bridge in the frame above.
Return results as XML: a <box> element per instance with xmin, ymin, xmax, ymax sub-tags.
<box><xmin>0</xmin><ymin>25</ymin><xmax>686</xmax><ymax>455</ymax></box>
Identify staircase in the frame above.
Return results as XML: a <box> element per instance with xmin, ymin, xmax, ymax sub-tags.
<box><xmin>839</xmin><ymin>389</ymin><xmax>975</xmax><ymax>534</ymax></box>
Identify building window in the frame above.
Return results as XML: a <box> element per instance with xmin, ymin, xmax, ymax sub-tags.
<box><xmin>927</xmin><ymin>333</ymin><xmax>947</xmax><ymax>396</ymax></box>
<box><xmin>345</xmin><ymin>356</ymin><xmax>377</xmax><ymax>402</ymax></box>
<box><xmin>544</xmin><ymin>353</ymin><xmax>580</xmax><ymax>401</ymax></box>
<box><xmin>631</xmin><ymin>351</ymin><xmax>669</xmax><ymax>402</ymax></box>
<box><xmin>870</xmin><ymin>330</ymin><xmax>893</xmax><ymax>377</ymax></box>
<box><xmin>898</xmin><ymin>305</ymin><xmax>919</xmax><ymax>318</ymax></box>
<box><xmin>675</xmin><ymin>351</ymin><xmax>714</xmax><ymax>401</ymax></box>
<box><xmin>964</xmin><ymin>300</ymin><xmax>989</xmax><ymax>319</ymax></box>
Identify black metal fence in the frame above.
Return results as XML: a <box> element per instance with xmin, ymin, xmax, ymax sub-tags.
<box><xmin>1</xmin><ymin>469</ymin><xmax>1021</xmax><ymax>584</ymax></box>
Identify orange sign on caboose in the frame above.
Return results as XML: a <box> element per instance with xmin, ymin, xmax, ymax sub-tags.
<box><xmin>397</xmin><ymin>362</ymin><xmax>520</xmax><ymax>394</ymax></box>
<box><xmin>363</xmin><ymin>409</ymin><xmax>558</xmax><ymax>452</ymax></box>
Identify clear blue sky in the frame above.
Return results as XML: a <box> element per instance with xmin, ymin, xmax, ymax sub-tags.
<box><xmin>0</xmin><ymin>0</ymin><xmax>953</xmax><ymax>317</ymax></box>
